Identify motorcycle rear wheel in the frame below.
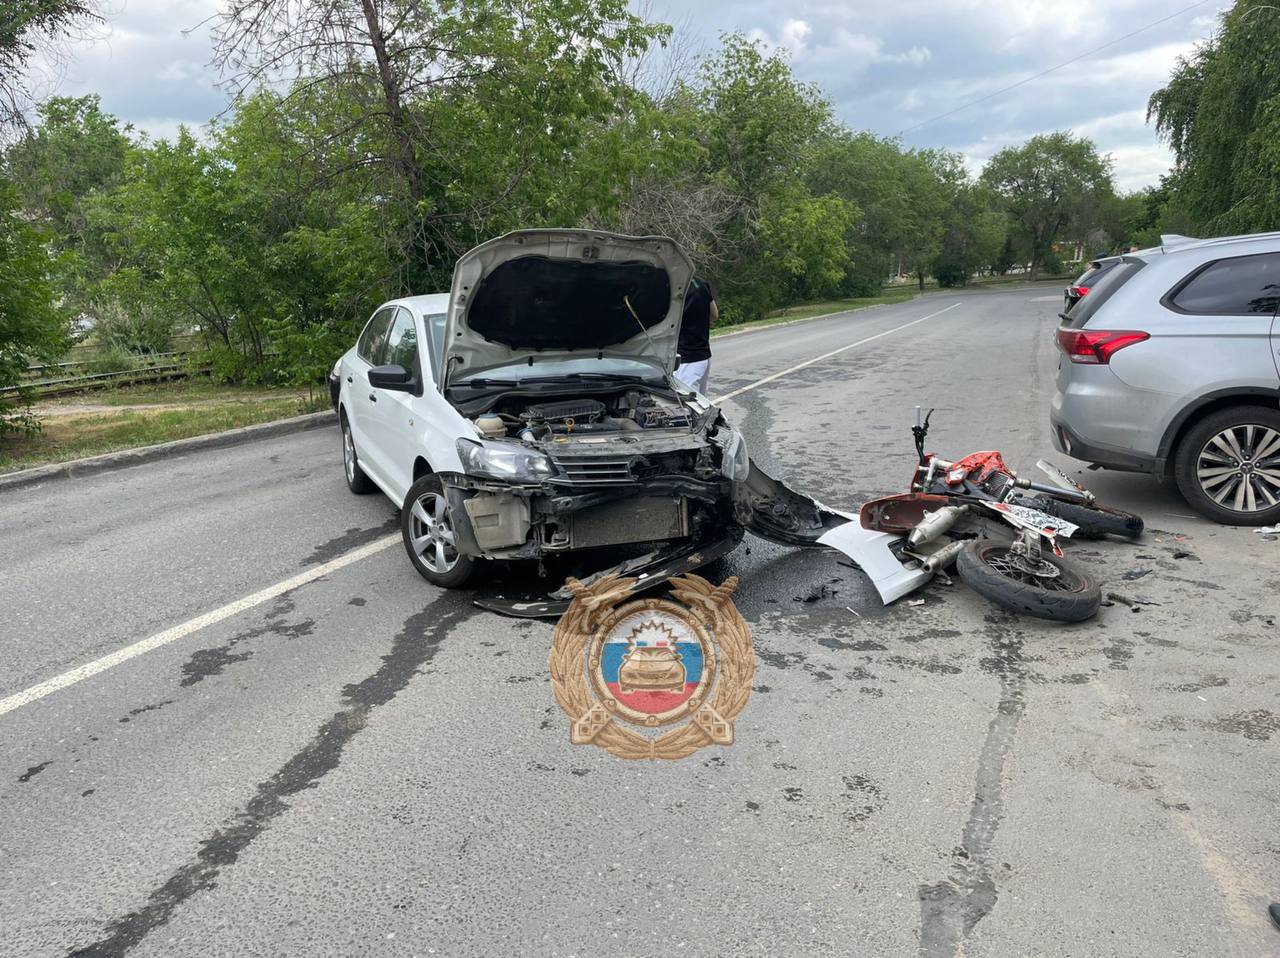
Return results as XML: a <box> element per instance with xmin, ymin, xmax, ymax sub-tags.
<box><xmin>1010</xmin><ymin>494</ymin><xmax>1143</xmax><ymax>540</ymax></box>
<box><xmin>956</xmin><ymin>539</ymin><xmax>1100</xmax><ymax>622</ymax></box>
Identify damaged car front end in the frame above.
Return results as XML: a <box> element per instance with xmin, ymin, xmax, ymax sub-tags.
<box><xmin>427</xmin><ymin>229</ymin><xmax>844</xmax><ymax>616</ymax></box>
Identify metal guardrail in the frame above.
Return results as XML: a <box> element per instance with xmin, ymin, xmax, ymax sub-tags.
<box><xmin>5</xmin><ymin>352</ymin><xmax>211</xmax><ymax>399</ymax></box>
<box><xmin>21</xmin><ymin>350</ymin><xmax>192</xmax><ymax>378</ymax></box>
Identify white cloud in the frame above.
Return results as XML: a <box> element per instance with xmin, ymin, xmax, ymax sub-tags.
<box><xmin>33</xmin><ymin>0</ymin><xmax>1219</xmax><ymax>190</ymax></box>
<box><xmin>778</xmin><ymin>18</ymin><xmax>812</xmax><ymax>55</ymax></box>
<box><xmin>881</xmin><ymin>45</ymin><xmax>932</xmax><ymax>65</ymax></box>
<box><xmin>1107</xmin><ymin>144</ymin><xmax>1176</xmax><ymax>191</ymax></box>
<box><xmin>749</xmin><ymin>19</ymin><xmax>930</xmax><ymax>70</ymax></box>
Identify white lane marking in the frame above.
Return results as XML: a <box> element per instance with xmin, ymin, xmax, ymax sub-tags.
<box><xmin>1029</xmin><ymin>295</ymin><xmax>1060</xmax><ymax>302</ymax></box>
<box><xmin>711</xmin><ymin>302</ymin><xmax>962</xmax><ymax>405</ymax></box>
<box><xmin>0</xmin><ymin>534</ymin><xmax>400</xmax><ymax>717</ymax></box>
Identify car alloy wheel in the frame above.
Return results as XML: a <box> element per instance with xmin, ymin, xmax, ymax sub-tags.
<box><xmin>409</xmin><ymin>491</ymin><xmax>459</xmax><ymax>574</ymax></box>
<box><xmin>1194</xmin><ymin>423</ymin><xmax>1280</xmax><ymax>513</ymax></box>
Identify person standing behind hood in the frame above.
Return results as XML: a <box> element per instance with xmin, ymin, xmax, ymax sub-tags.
<box><xmin>674</xmin><ymin>275</ymin><xmax>716</xmax><ymax>394</ymax></box>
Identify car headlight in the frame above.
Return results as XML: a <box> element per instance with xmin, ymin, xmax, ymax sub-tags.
<box><xmin>720</xmin><ymin>429</ymin><xmax>750</xmax><ymax>482</ymax></box>
<box><xmin>456</xmin><ymin>438</ymin><xmax>554</xmax><ymax>481</ymax></box>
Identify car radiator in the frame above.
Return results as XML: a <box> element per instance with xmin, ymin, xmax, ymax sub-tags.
<box><xmin>568</xmin><ymin>497</ymin><xmax>688</xmax><ymax>549</ymax></box>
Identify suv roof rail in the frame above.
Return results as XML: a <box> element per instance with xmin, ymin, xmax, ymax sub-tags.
<box><xmin>1161</xmin><ymin>230</ymin><xmax>1280</xmax><ymax>254</ymax></box>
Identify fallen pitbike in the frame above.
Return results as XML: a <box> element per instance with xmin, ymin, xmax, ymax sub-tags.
<box><xmin>819</xmin><ymin>409</ymin><xmax>1143</xmax><ymax>622</ymax></box>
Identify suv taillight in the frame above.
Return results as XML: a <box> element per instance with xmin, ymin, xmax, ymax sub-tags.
<box><xmin>1075</xmin><ymin>285</ymin><xmax>1091</xmax><ymax>297</ymax></box>
<box><xmin>1057</xmin><ymin>328</ymin><xmax>1149</xmax><ymax>364</ymax></box>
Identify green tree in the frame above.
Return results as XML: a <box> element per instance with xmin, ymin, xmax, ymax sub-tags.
<box><xmin>1148</xmin><ymin>0</ymin><xmax>1280</xmax><ymax>233</ymax></box>
<box><xmin>807</xmin><ymin>133</ymin><xmax>951</xmax><ymax>294</ymax></box>
<box><xmin>0</xmin><ymin>176</ymin><xmax>66</xmax><ymax>433</ymax></box>
<box><xmin>212</xmin><ymin>0</ymin><xmax>667</xmax><ymax>286</ymax></box>
<box><xmin>0</xmin><ymin>1</ymin><xmax>102</xmax><ymax>134</ymax></box>
<box><xmin>89</xmin><ymin>129</ymin><xmax>272</xmax><ymax>376</ymax></box>
<box><xmin>980</xmin><ymin>132</ymin><xmax>1113</xmax><ymax>278</ymax></box>
<box><xmin>757</xmin><ymin>187</ymin><xmax>858</xmax><ymax>302</ymax></box>
<box><xmin>686</xmin><ymin>34</ymin><xmax>836</xmax><ymax>317</ymax></box>
<box><xmin>4</xmin><ymin>94</ymin><xmax>132</xmax><ymax>308</ymax></box>
<box><xmin>933</xmin><ymin>186</ymin><xmax>1007</xmax><ymax>288</ymax></box>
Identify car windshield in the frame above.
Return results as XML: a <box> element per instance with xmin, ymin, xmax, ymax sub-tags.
<box><xmin>452</xmin><ymin>356</ymin><xmax>666</xmax><ymax>386</ymax></box>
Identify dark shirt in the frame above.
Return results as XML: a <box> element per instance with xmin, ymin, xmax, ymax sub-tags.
<box><xmin>678</xmin><ymin>276</ymin><xmax>714</xmax><ymax>364</ymax></box>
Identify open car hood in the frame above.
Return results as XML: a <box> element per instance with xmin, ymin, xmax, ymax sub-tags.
<box><xmin>441</xmin><ymin>229</ymin><xmax>693</xmax><ymax>386</ymax></box>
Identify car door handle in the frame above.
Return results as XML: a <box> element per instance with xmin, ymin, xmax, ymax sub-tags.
<box><xmin>346</xmin><ymin>376</ymin><xmax>352</xmax><ymax>383</ymax></box>
<box><xmin>369</xmin><ymin>393</ymin><xmax>377</xmax><ymax>402</ymax></box>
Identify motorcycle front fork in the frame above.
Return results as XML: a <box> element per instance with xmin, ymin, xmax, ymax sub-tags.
<box><xmin>1009</xmin><ymin>529</ymin><xmax>1044</xmax><ymax>563</ymax></box>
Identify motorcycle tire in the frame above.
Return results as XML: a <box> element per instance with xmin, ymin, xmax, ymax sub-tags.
<box><xmin>956</xmin><ymin>538</ymin><xmax>1101</xmax><ymax>622</ymax></box>
<box><xmin>1009</xmin><ymin>494</ymin><xmax>1143</xmax><ymax>540</ymax></box>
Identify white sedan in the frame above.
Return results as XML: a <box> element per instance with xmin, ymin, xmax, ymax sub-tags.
<box><xmin>330</xmin><ymin>229</ymin><xmax>843</xmax><ymax>615</ymax></box>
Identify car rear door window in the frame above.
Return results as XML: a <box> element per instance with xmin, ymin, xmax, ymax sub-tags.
<box><xmin>383</xmin><ymin>308</ymin><xmax>419</xmax><ymax>370</ymax></box>
<box><xmin>1166</xmin><ymin>252</ymin><xmax>1280</xmax><ymax>315</ymax></box>
<box><xmin>357</xmin><ymin>307</ymin><xmax>395</xmax><ymax>364</ymax></box>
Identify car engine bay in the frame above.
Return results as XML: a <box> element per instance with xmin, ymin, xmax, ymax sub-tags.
<box><xmin>469</xmin><ymin>390</ymin><xmax>697</xmax><ymax>442</ymax></box>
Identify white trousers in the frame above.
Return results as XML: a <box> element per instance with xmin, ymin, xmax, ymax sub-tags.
<box><xmin>674</xmin><ymin>359</ymin><xmax>710</xmax><ymax>394</ymax></box>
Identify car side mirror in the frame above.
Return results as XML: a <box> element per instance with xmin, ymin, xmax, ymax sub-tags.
<box><xmin>368</xmin><ymin>364</ymin><xmax>414</xmax><ymax>392</ymax></box>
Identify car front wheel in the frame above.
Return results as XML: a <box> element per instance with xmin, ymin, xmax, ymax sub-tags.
<box><xmin>401</xmin><ymin>475</ymin><xmax>478</xmax><ymax>588</ymax></box>
<box><xmin>1174</xmin><ymin>405</ymin><xmax>1280</xmax><ymax>525</ymax></box>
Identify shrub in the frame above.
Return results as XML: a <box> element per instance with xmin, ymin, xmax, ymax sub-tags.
<box><xmin>91</xmin><ymin>301</ymin><xmax>176</xmax><ymax>355</ymax></box>
<box><xmin>934</xmin><ymin>260</ymin><xmax>972</xmax><ymax>288</ymax></box>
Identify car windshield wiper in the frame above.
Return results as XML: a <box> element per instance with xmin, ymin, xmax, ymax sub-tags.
<box><xmin>460</xmin><ymin>378</ymin><xmax>522</xmax><ymax>387</ymax></box>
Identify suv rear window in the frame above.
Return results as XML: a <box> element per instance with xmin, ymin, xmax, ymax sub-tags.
<box><xmin>1067</xmin><ymin>258</ymin><xmax>1145</xmax><ymax>327</ymax></box>
<box><xmin>1164</xmin><ymin>252</ymin><xmax>1280</xmax><ymax>315</ymax></box>
<box><xmin>1075</xmin><ymin>260</ymin><xmax>1117</xmax><ymax>287</ymax></box>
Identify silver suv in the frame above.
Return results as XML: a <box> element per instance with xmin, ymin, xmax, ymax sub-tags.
<box><xmin>1051</xmin><ymin>231</ymin><xmax>1280</xmax><ymax>525</ymax></box>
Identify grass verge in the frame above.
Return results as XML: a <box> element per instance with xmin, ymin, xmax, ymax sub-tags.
<box><xmin>2</xmin><ymin>383</ymin><xmax>328</xmax><ymax>473</ymax></box>
<box><xmin>714</xmin><ymin>289</ymin><xmax>920</xmax><ymax>337</ymax></box>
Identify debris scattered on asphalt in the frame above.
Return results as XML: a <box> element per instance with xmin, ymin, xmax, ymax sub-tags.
<box><xmin>1254</xmin><ymin>524</ymin><xmax>1280</xmax><ymax>538</ymax></box>
<box><xmin>1171</xmin><ymin>550</ymin><xmax>1194</xmax><ymax>560</ymax></box>
<box><xmin>1121</xmin><ymin>569</ymin><xmax>1153</xmax><ymax>581</ymax></box>
<box><xmin>796</xmin><ymin>582</ymin><xmax>839</xmax><ymax>603</ymax></box>
<box><xmin>908</xmin><ymin>598</ymin><xmax>926</xmax><ymax>607</ymax></box>
<box><xmin>845</xmin><ymin>606</ymin><xmax>862</xmax><ymax>617</ymax></box>
<box><xmin>1104</xmin><ymin>591</ymin><xmax>1161</xmax><ymax>612</ymax></box>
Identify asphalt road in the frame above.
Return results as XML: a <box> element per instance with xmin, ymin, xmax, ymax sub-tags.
<box><xmin>2</xmin><ymin>288</ymin><xmax>1278</xmax><ymax>958</ymax></box>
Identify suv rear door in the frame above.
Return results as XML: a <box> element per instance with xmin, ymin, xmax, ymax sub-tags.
<box><xmin>1156</xmin><ymin>252</ymin><xmax>1280</xmax><ymax>392</ymax></box>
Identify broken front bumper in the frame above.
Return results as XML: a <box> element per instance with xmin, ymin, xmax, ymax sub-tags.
<box><xmin>442</xmin><ymin>457</ymin><xmax>857</xmax><ymax>617</ymax></box>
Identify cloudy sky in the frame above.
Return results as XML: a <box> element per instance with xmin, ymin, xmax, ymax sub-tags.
<box><xmin>37</xmin><ymin>0</ymin><xmax>1230</xmax><ymax>191</ymax></box>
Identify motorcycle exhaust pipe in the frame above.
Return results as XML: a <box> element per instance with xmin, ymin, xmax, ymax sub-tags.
<box><xmin>907</xmin><ymin>504</ymin><xmax>968</xmax><ymax>548</ymax></box>
<box><xmin>921</xmin><ymin>540</ymin><xmax>965</xmax><ymax>574</ymax></box>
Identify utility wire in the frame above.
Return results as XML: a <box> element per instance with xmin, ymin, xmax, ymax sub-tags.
<box><xmin>897</xmin><ymin>0</ymin><xmax>1221</xmax><ymax>137</ymax></box>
